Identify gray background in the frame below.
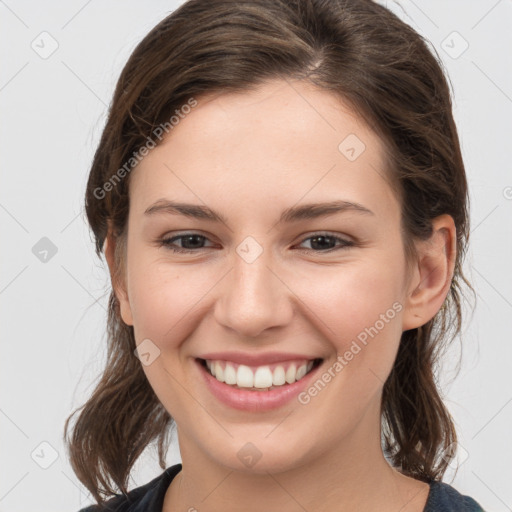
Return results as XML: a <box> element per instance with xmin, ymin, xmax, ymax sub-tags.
<box><xmin>1</xmin><ymin>1</ymin><xmax>511</xmax><ymax>510</ymax></box>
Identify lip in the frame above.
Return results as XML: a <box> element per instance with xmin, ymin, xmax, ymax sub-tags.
<box><xmin>195</xmin><ymin>357</ymin><xmax>323</xmax><ymax>412</ymax></box>
<box><xmin>197</xmin><ymin>351</ymin><xmax>320</xmax><ymax>366</ymax></box>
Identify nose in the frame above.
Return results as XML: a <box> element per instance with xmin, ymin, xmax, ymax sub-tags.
<box><xmin>213</xmin><ymin>247</ymin><xmax>294</xmax><ymax>338</ymax></box>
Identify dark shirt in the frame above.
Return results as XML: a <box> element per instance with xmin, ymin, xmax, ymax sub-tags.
<box><xmin>77</xmin><ymin>463</ymin><xmax>485</xmax><ymax>511</ymax></box>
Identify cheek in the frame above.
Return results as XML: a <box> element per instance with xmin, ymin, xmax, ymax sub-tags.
<box><xmin>304</xmin><ymin>256</ymin><xmax>403</xmax><ymax>326</ymax></box>
<box><xmin>294</xmin><ymin>253</ymin><xmax>406</xmax><ymax>374</ymax></box>
<box><xmin>127</xmin><ymin>259</ymin><xmax>215</xmax><ymax>345</ymax></box>
<box><xmin>287</xmin><ymin>259</ymin><xmax>405</xmax><ymax>431</ymax></box>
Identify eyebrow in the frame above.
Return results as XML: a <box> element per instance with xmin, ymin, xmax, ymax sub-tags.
<box><xmin>144</xmin><ymin>199</ymin><xmax>374</xmax><ymax>224</ymax></box>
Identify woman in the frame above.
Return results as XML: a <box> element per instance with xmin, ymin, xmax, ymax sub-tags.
<box><xmin>64</xmin><ymin>0</ymin><xmax>485</xmax><ymax>510</ymax></box>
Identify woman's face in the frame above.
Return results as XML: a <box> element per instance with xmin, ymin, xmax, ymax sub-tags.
<box><xmin>114</xmin><ymin>79</ymin><xmax>419</xmax><ymax>473</ymax></box>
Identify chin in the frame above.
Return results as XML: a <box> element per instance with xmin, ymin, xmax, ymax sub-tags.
<box><xmin>197</xmin><ymin>432</ymin><xmax>316</xmax><ymax>475</ymax></box>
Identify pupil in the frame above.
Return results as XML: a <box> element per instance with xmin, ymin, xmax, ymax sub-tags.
<box><xmin>311</xmin><ymin>235</ymin><xmax>334</xmax><ymax>250</ymax></box>
<box><xmin>183</xmin><ymin>235</ymin><xmax>203</xmax><ymax>248</ymax></box>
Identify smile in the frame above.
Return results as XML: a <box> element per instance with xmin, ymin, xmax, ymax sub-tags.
<box><xmin>198</xmin><ymin>358</ymin><xmax>323</xmax><ymax>391</ymax></box>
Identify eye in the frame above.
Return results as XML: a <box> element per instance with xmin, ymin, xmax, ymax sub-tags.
<box><xmin>158</xmin><ymin>231</ymin><xmax>354</xmax><ymax>254</ymax></box>
<box><xmin>295</xmin><ymin>232</ymin><xmax>355</xmax><ymax>252</ymax></box>
<box><xmin>159</xmin><ymin>233</ymin><xmax>215</xmax><ymax>254</ymax></box>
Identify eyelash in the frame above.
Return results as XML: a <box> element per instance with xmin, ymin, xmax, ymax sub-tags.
<box><xmin>158</xmin><ymin>232</ymin><xmax>355</xmax><ymax>254</ymax></box>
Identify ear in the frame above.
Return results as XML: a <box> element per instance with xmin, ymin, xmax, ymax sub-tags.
<box><xmin>104</xmin><ymin>228</ymin><xmax>134</xmax><ymax>326</ymax></box>
<box><xmin>401</xmin><ymin>214</ymin><xmax>457</xmax><ymax>331</ymax></box>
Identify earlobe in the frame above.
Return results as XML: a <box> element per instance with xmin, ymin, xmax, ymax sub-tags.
<box><xmin>401</xmin><ymin>214</ymin><xmax>456</xmax><ymax>332</ymax></box>
<box><xmin>104</xmin><ymin>231</ymin><xmax>134</xmax><ymax>326</ymax></box>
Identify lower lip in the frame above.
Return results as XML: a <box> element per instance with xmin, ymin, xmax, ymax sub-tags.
<box><xmin>196</xmin><ymin>358</ymin><xmax>322</xmax><ymax>412</ymax></box>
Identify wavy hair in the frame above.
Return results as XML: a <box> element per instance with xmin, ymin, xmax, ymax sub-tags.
<box><xmin>64</xmin><ymin>0</ymin><xmax>474</xmax><ymax>505</ymax></box>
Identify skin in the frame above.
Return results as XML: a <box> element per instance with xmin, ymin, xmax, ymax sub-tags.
<box><xmin>104</xmin><ymin>79</ymin><xmax>456</xmax><ymax>512</ymax></box>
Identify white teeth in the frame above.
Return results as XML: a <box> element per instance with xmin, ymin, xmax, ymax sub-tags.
<box><xmin>285</xmin><ymin>363</ymin><xmax>297</xmax><ymax>384</ymax></box>
<box><xmin>254</xmin><ymin>366</ymin><xmax>273</xmax><ymax>388</ymax></box>
<box><xmin>273</xmin><ymin>365</ymin><xmax>286</xmax><ymax>386</ymax></box>
<box><xmin>237</xmin><ymin>365</ymin><xmax>254</xmax><ymax>387</ymax></box>
<box><xmin>205</xmin><ymin>359</ymin><xmax>318</xmax><ymax>389</ymax></box>
<box><xmin>296</xmin><ymin>364</ymin><xmax>307</xmax><ymax>380</ymax></box>
<box><xmin>224</xmin><ymin>363</ymin><xmax>237</xmax><ymax>385</ymax></box>
<box><xmin>214</xmin><ymin>361</ymin><xmax>224</xmax><ymax>382</ymax></box>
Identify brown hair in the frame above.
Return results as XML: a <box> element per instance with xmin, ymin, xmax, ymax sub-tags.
<box><xmin>64</xmin><ymin>0</ymin><xmax>474</xmax><ymax>505</ymax></box>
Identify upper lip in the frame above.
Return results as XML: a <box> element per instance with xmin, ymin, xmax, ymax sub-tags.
<box><xmin>197</xmin><ymin>351</ymin><xmax>321</xmax><ymax>366</ymax></box>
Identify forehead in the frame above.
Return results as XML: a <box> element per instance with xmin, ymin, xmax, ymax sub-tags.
<box><xmin>129</xmin><ymin>79</ymin><xmax>397</xmax><ymax>221</ymax></box>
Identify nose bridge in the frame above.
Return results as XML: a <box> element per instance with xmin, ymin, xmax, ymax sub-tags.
<box><xmin>214</xmin><ymin>240</ymin><xmax>292</xmax><ymax>338</ymax></box>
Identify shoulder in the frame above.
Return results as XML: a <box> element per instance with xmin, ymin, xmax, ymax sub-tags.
<box><xmin>424</xmin><ymin>480</ymin><xmax>486</xmax><ymax>512</ymax></box>
<box><xmin>76</xmin><ymin>463</ymin><xmax>182</xmax><ymax>512</ymax></box>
